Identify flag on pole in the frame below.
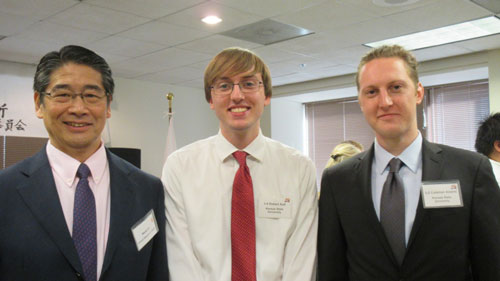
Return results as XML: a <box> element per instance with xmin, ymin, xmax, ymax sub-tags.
<box><xmin>163</xmin><ymin>113</ymin><xmax>177</xmax><ymax>165</ymax></box>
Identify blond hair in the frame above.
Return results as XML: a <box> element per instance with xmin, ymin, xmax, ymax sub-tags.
<box><xmin>325</xmin><ymin>141</ymin><xmax>363</xmax><ymax>169</ymax></box>
<box><xmin>203</xmin><ymin>47</ymin><xmax>272</xmax><ymax>102</ymax></box>
<box><xmin>356</xmin><ymin>45</ymin><xmax>419</xmax><ymax>90</ymax></box>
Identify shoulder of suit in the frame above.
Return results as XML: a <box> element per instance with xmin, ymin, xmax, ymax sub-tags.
<box><xmin>425</xmin><ymin>141</ymin><xmax>488</xmax><ymax>169</ymax></box>
<box><xmin>323</xmin><ymin>150</ymin><xmax>366</xmax><ymax>176</ymax></box>
<box><xmin>0</xmin><ymin>149</ymin><xmax>45</xmax><ymax>178</ymax></box>
<box><xmin>429</xmin><ymin>141</ymin><xmax>484</xmax><ymax>159</ymax></box>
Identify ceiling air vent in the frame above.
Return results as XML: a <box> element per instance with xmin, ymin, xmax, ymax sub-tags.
<box><xmin>220</xmin><ymin>19</ymin><xmax>314</xmax><ymax>45</ymax></box>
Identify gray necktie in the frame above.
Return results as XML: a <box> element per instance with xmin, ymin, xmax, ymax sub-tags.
<box><xmin>380</xmin><ymin>158</ymin><xmax>406</xmax><ymax>265</ymax></box>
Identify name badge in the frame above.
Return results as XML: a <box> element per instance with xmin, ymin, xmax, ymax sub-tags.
<box><xmin>421</xmin><ymin>180</ymin><xmax>463</xmax><ymax>208</ymax></box>
<box><xmin>131</xmin><ymin>209</ymin><xmax>159</xmax><ymax>251</ymax></box>
<box><xmin>258</xmin><ymin>197</ymin><xmax>292</xmax><ymax>219</ymax></box>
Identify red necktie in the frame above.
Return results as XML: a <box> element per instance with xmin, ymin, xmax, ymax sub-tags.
<box><xmin>231</xmin><ymin>151</ymin><xmax>257</xmax><ymax>281</ymax></box>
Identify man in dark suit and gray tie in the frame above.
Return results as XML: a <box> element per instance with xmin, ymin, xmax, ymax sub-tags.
<box><xmin>318</xmin><ymin>44</ymin><xmax>500</xmax><ymax>281</ymax></box>
<box><xmin>0</xmin><ymin>45</ymin><xmax>168</xmax><ymax>281</ymax></box>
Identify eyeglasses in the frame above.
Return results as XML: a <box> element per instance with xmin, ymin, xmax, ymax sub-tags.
<box><xmin>40</xmin><ymin>88</ymin><xmax>108</xmax><ymax>105</ymax></box>
<box><xmin>211</xmin><ymin>79</ymin><xmax>263</xmax><ymax>96</ymax></box>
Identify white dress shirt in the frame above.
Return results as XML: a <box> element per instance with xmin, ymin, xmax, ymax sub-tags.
<box><xmin>162</xmin><ymin>130</ymin><xmax>318</xmax><ymax>281</ymax></box>
<box><xmin>46</xmin><ymin>142</ymin><xmax>111</xmax><ymax>279</ymax></box>
<box><xmin>371</xmin><ymin>133</ymin><xmax>423</xmax><ymax>245</ymax></box>
<box><xmin>490</xmin><ymin>159</ymin><xmax>500</xmax><ymax>185</ymax></box>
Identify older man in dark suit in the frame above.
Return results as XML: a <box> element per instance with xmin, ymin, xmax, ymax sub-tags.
<box><xmin>318</xmin><ymin>45</ymin><xmax>500</xmax><ymax>281</ymax></box>
<box><xmin>0</xmin><ymin>45</ymin><xmax>168</xmax><ymax>281</ymax></box>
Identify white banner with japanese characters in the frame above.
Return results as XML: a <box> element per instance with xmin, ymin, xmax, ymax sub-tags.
<box><xmin>1</xmin><ymin>64</ymin><xmax>48</xmax><ymax>138</ymax></box>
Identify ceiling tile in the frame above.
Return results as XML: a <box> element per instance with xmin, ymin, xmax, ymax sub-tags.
<box><xmin>0</xmin><ymin>0</ymin><xmax>77</xmax><ymax>20</ymax></box>
<box><xmin>274</xmin><ymin>1</ymin><xmax>376</xmax><ymax>32</ymax></box>
<box><xmin>176</xmin><ymin>35</ymin><xmax>261</xmax><ymax>55</ymax></box>
<box><xmin>341</xmin><ymin>0</ymin><xmax>439</xmax><ymax>17</ymax></box>
<box><xmin>267</xmin><ymin>61</ymin><xmax>300</xmax><ymax>77</ymax></box>
<box><xmin>174</xmin><ymin>78</ymin><xmax>204</xmax><ymax>89</ymax></box>
<box><xmin>253</xmin><ymin>46</ymin><xmax>311</xmax><ymax>64</ymax></box>
<box><xmin>47</xmin><ymin>3</ymin><xmax>150</xmax><ymax>34</ymax></box>
<box><xmin>138</xmin><ymin>66</ymin><xmax>204</xmax><ymax>84</ymax></box>
<box><xmin>314</xmin><ymin>45</ymin><xmax>372</xmax><ymax>67</ymax></box>
<box><xmin>272</xmin><ymin>72</ymin><xmax>316</xmax><ymax>86</ymax></box>
<box><xmin>87</xmin><ymin>36</ymin><xmax>166</xmax><ymax>58</ymax></box>
<box><xmin>413</xmin><ymin>44</ymin><xmax>472</xmax><ymax>62</ymax></box>
<box><xmin>158</xmin><ymin>1</ymin><xmax>263</xmax><ymax>33</ymax></box>
<box><xmin>0</xmin><ymin>37</ymin><xmax>61</xmax><ymax>64</ymax></box>
<box><xmin>111</xmin><ymin>47</ymin><xmax>212</xmax><ymax>77</ymax></box>
<box><xmin>12</xmin><ymin>21</ymin><xmax>108</xmax><ymax>45</ymax></box>
<box><xmin>119</xmin><ymin>21</ymin><xmax>210</xmax><ymax>46</ymax></box>
<box><xmin>305</xmin><ymin>64</ymin><xmax>357</xmax><ymax>79</ymax></box>
<box><xmin>213</xmin><ymin>0</ymin><xmax>325</xmax><ymax>18</ymax></box>
<box><xmin>187</xmin><ymin>59</ymin><xmax>213</xmax><ymax>71</ymax></box>
<box><xmin>387</xmin><ymin>0</ymin><xmax>491</xmax><ymax>32</ymax></box>
<box><xmin>85</xmin><ymin>0</ymin><xmax>205</xmax><ymax>19</ymax></box>
<box><xmin>0</xmin><ymin>11</ymin><xmax>37</xmax><ymax>36</ymax></box>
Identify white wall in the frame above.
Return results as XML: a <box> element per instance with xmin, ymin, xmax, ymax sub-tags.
<box><xmin>270</xmin><ymin>97</ymin><xmax>304</xmax><ymax>153</ymax></box>
<box><xmin>488</xmin><ymin>49</ymin><xmax>500</xmax><ymax>113</ymax></box>
<box><xmin>0</xmin><ymin>60</ymin><xmax>219</xmax><ymax>177</ymax></box>
<box><xmin>108</xmin><ymin>77</ymin><xmax>218</xmax><ymax>176</ymax></box>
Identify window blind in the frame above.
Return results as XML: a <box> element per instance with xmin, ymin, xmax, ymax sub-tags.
<box><xmin>305</xmin><ymin>98</ymin><xmax>375</xmax><ymax>186</ymax></box>
<box><xmin>425</xmin><ymin>80</ymin><xmax>489</xmax><ymax>151</ymax></box>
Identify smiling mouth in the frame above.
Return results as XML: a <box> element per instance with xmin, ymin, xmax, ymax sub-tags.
<box><xmin>65</xmin><ymin>122</ymin><xmax>90</xmax><ymax>127</ymax></box>
<box><xmin>230</xmin><ymin>107</ymin><xmax>248</xmax><ymax>113</ymax></box>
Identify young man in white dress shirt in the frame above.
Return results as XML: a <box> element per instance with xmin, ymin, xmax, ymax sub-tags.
<box><xmin>476</xmin><ymin>112</ymin><xmax>500</xmax><ymax>183</ymax></box>
<box><xmin>162</xmin><ymin>47</ymin><xmax>318</xmax><ymax>281</ymax></box>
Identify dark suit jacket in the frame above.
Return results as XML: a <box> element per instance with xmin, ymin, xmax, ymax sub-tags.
<box><xmin>318</xmin><ymin>139</ymin><xmax>500</xmax><ymax>281</ymax></box>
<box><xmin>0</xmin><ymin>148</ymin><xmax>168</xmax><ymax>281</ymax></box>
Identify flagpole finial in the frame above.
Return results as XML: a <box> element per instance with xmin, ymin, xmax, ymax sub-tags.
<box><xmin>166</xmin><ymin>92</ymin><xmax>174</xmax><ymax>114</ymax></box>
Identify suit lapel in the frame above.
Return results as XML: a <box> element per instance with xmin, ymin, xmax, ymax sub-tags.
<box><xmin>16</xmin><ymin>149</ymin><xmax>83</xmax><ymax>273</ymax></box>
<box><xmin>101</xmin><ymin>151</ymin><xmax>135</xmax><ymax>276</ymax></box>
<box><xmin>407</xmin><ymin>139</ymin><xmax>442</xmax><ymax>248</ymax></box>
<box><xmin>356</xmin><ymin>146</ymin><xmax>400</xmax><ymax>265</ymax></box>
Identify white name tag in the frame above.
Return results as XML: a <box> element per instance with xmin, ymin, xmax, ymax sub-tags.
<box><xmin>421</xmin><ymin>180</ymin><xmax>463</xmax><ymax>208</ymax></box>
<box><xmin>258</xmin><ymin>198</ymin><xmax>292</xmax><ymax>219</ymax></box>
<box><xmin>131</xmin><ymin>209</ymin><xmax>159</xmax><ymax>251</ymax></box>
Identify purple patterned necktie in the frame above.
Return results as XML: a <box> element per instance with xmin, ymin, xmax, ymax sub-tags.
<box><xmin>73</xmin><ymin>163</ymin><xmax>97</xmax><ymax>281</ymax></box>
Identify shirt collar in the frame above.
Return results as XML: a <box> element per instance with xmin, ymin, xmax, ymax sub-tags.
<box><xmin>46</xmin><ymin>141</ymin><xmax>108</xmax><ymax>187</ymax></box>
<box><xmin>214</xmin><ymin>129</ymin><xmax>265</xmax><ymax>163</ymax></box>
<box><xmin>374</xmin><ymin>132</ymin><xmax>422</xmax><ymax>175</ymax></box>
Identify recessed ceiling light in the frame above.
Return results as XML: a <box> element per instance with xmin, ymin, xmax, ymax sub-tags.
<box><xmin>365</xmin><ymin>16</ymin><xmax>500</xmax><ymax>50</ymax></box>
<box><xmin>202</xmin><ymin>16</ymin><xmax>222</xmax><ymax>25</ymax></box>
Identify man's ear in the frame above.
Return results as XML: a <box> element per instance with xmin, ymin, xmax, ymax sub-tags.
<box><xmin>264</xmin><ymin>95</ymin><xmax>270</xmax><ymax>106</ymax></box>
<box><xmin>34</xmin><ymin>92</ymin><xmax>44</xmax><ymax>119</ymax></box>
<box><xmin>415</xmin><ymin>82</ymin><xmax>424</xmax><ymax>105</ymax></box>
<box><xmin>209</xmin><ymin>97</ymin><xmax>215</xmax><ymax>110</ymax></box>
<box><xmin>106</xmin><ymin>94</ymin><xmax>112</xmax><ymax>118</ymax></box>
<box><xmin>494</xmin><ymin>140</ymin><xmax>500</xmax><ymax>153</ymax></box>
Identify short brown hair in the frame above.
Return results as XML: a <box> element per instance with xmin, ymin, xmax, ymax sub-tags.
<box><xmin>203</xmin><ymin>47</ymin><xmax>272</xmax><ymax>102</ymax></box>
<box><xmin>356</xmin><ymin>45</ymin><xmax>419</xmax><ymax>90</ymax></box>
